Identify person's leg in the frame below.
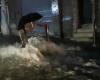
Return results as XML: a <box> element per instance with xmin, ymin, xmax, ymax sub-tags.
<box><xmin>23</xmin><ymin>28</ymin><xmax>28</xmax><ymax>43</ymax></box>
<box><xmin>18</xmin><ymin>29</ymin><xmax>28</xmax><ymax>47</ymax></box>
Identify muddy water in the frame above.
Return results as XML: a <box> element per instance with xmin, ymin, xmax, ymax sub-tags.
<box><xmin>0</xmin><ymin>36</ymin><xmax>100</xmax><ymax>80</ymax></box>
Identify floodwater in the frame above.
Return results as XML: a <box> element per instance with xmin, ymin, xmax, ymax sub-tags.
<box><xmin>0</xmin><ymin>35</ymin><xmax>100</xmax><ymax>80</ymax></box>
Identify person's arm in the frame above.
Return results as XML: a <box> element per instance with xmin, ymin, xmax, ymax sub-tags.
<box><xmin>30</xmin><ymin>22</ymin><xmax>36</xmax><ymax>30</ymax></box>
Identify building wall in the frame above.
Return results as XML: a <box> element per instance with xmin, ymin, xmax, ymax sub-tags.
<box><xmin>95</xmin><ymin>0</ymin><xmax>100</xmax><ymax>33</ymax></box>
<box><xmin>61</xmin><ymin>0</ymin><xmax>73</xmax><ymax>38</ymax></box>
<box><xmin>7</xmin><ymin>0</ymin><xmax>22</xmax><ymax>35</ymax></box>
<box><xmin>1</xmin><ymin>0</ymin><xmax>10</xmax><ymax>35</ymax></box>
<box><xmin>8</xmin><ymin>0</ymin><xmax>22</xmax><ymax>23</ymax></box>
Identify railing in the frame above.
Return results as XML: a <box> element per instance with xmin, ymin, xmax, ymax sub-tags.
<box><xmin>26</xmin><ymin>23</ymin><xmax>49</xmax><ymax>41</ymax></box>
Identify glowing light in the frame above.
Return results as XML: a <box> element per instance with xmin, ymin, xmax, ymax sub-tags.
<box><xmin>51</xmin><ymin>0</ymin><xmax>59</xmax><ymax>15</ymax></box>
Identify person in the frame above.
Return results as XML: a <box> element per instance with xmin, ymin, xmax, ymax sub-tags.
<box><xmin>17</xmin><ymin>12</ymin><xmax>42</xmax><ymax>48</ymax></box>
<box><xmin>18</xmin><ymin>22</ymin><xmax>36</xmax><ymax>47</ymax></box>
